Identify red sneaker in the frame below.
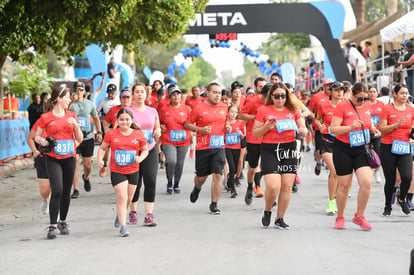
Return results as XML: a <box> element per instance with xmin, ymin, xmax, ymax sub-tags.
<box><xmin>335</xmin><ymin>216</ymin><xmax>345</xmax><ymax>229</ymax></box>
<box><xmin>295</xmin><ymin>174</ymin><xmax>301</xmax><ymax>184</ymax></box>
<box><xmin>352</xmin><ymin>213</ymin><xmax>372</xmax><ymax>231</ymax></box>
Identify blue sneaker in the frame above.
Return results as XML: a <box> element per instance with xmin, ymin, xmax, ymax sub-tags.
<box><xmin>114</xmin><ymin>215</ymin><xmax>120</xmax><ymax>228</ymax></box>
<box><xmin>407</xmin><ymin>200</ymin><xmax>414</xmax><ymax>211</ymax></box>
<box><xmin>120</xmin><ymin>226</ymin><xmax>129</xmax><ymax>237</ymax></box>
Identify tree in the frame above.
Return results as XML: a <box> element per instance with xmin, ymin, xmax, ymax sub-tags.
<box><xmin>176</xmin><ymin>58</ymin><xmax>216</xmax><ymax>89</ymax></box>
<box><xmin>0</xmin><ymin>0</ymin><xmax>208</xmax><ymax>117</ymax></box>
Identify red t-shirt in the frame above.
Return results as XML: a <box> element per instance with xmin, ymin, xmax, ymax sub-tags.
<box><xmin>367</xmin><ymin>100</ymin><xmax>385</xmax><ymax>129</ymax></box>
<box><xmin>240</xmin><ymin>94</ymin><xmax>264</xmax><ymax>144</ymax></box>
<box><xmin>380</xmin><ymin>103</ymin><xmax>414</xmax><ymax>144</ymax></box>
<box><xmin>255</xmin><ymin>105</ymin><xmax>301</xmax><ymax>143</ymax></box>
<box><xmin>231</xmin><ymin>96</ymin><xmax>246</xmax><ymax>110</ymax></box>
<box><xmin>225</xmin><ymin>120</ymin><xmax>246</xmax><ymax>149</ymax></box>
<box><xmin>185</xmin><ymin>96</ymin><xmax>204</xmax><ymax>109</ymax></box>
<box><xmin>159</xmin><ymin>104</ymin><xmax>191</xmax><ymax>146</ymax></box>
<box><xmin>104</xmin><ymin>105</ymin><xmax>122</xmax><ymax>126</ymax></box>
<box><xmin>38</xmin><ymin>111</ymin><xmax>78</xmax><ymax>159</ymax></box>
<box><xmin>308</xmin><ymin>92</ymin><xmax>329</xmax><ymax>129</ymax></box>
<box><xmin>333</xmin><ymin>100</ymin><xmax>373</xmax><ymax>144</ymax></box>
<box><xmin>104</xmin><ymin>128</ymin><xmax>147</xmax><ymax>174</ymax></box>
<box><xmin>317</xmin><ymin>101</ymin><xmax>338</xmax><ymax>135</ymax></box>
<box><xmin>186</xmin><ymin>101</ymin><xmax>228</xmax><ymax>150</ymax></box>
<box><xmin>146</xmin><ymin>92</ymin><xmax>158</xmax><ymax>108</ymax></box>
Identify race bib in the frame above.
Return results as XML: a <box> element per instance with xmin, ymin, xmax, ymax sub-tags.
<box><xmin>170</xmin><ymin>130</ymin><xmax>186</xmax><ymax>142</ymax></box>
<box><xmin>141</xmin><ymin>129</ymin><xmax>153</xmax><ymax>144</ymax></box>
<box><xmin>226</xmin><ymin>133</ymin><xmax>240</xmax><ymax>145</ymax></box>
<box><xmin>78</xmin><ymin>116</ymin><xmax>90</xmax><ymax>132</ymax></box>
<box><xmin>114</xmin><ymin>150</ymin><xmax>136</xmax><ymax>166</ymax></box>
<box><xmin>371</xmin><ymin>115</ymin><xmax>379</xmax><ymax>126</ymax></box>
<box><xmin>54</xmin><ymin>140</ymin><xmax>74</xmax><ymax>156</ymax></box>
<box><xmin>349</xmin><ymin>129</ymin><xmax>370</xmax><ymax>147</ymax></box>
<box><xmin>209</xmin><ymin>135</ymin><xmax>224</xmax><ymax>148</ymax></box>
<box><xmin>391</xmin><ymin>140</ymin><xmax>410</xmax><ymax>155</ymax></box>
<box><xmin>328</xmin><ymin>126</ymin><xmax>336</xmax><ymax>137</ymax></box>
<box><xmin>276</xmin><ymin>119</ymin><xmax>297</xmax><ymax>133</ymax></box>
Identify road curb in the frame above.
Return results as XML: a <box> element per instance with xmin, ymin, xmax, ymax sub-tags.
<box><xmin>0</xmin><ymin>158</ymin><xmax>34</xmax><ymax>178</ymax></box>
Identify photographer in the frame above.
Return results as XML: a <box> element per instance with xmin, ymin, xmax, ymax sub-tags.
<box><xmin>398</xmin><ymin>40</ymin><xmax>414</xmax><ymax>97</ymax></box>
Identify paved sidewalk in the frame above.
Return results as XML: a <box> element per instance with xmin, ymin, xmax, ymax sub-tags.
<box><xmin>0</xmin><ymin>149</ymin><xmax>413</xmax><ymax>274</ymax></box>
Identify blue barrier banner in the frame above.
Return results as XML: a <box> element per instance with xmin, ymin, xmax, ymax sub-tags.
<box><xmin>0</xmin><ymin>119</ymin><xmax>31</xmax><ymax>160</ymax></box>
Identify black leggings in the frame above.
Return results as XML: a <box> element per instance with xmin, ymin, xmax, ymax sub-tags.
<box><xmin>225</xmin><ymin>148</ymin><xmax>240</xmax><ymax>189</ymax></box>
<box><xmin>132</xmin><ymin>147</ymin><xmax>159</xmax><ymax>203</ymax></box>
<box><xmin>45</xmin><ymin>155</ymin><xmax>76</xmax><ymax>225</ymax></box>
<box><xmin>380</xmin><ymin>143</ymin><xmax>413</xmax><ymax>207</ymax></box>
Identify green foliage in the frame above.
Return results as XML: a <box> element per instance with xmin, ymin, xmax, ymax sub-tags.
<box><xmin>176</xmin><ymin>58</ymin><xmax>216</xmax><ymax>89</ymax></box>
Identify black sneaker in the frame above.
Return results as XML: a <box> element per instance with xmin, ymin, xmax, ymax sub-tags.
<box><xmin>234</xmin><ymin>178</ymin><xmax>241</xmax><ymax>187</ymax></box>
<box><xmin>244</xmin><ymin>188</ymin><xmax>253</xmax><ymax>205</ymax></box>
<box><xmin>262</xmin><ymin>210</ymin><xmax>272</xmax><ymax>227</ymax></box>
<box><xmin>46</xmin><ymin>226</ymin><xmax>58</xmax><ymax>239</ymax></box>
<box><xmin>275</xmin><ymin>218</ymin><xmax>290</xmax><ymax>230</ymax></box>
<box><xmin>306</xmin><ymin>146</ymin><xmax>311</xmax><ymax>152</ymax></box>
<box><xmin>314</xmin><ymin>163</ymin><xmax>321</xmax><ymax>176</ymax></box>
<box><xmin>239</xmin><ymin>171</ymin><xmax>244</xmax><ymax>180</ymax></box>
<box><xmin>71</xmin><ymin>189</ymin><xmax>79</xmax><ymax>199</ymax></box>
<box><xmin>57</xmin><ymin>221</ymin><xmax>70</xmax><ymax>235</ymax></box>
<box><xmin>173</xmin><ymin>185</ymin><xmax>181</xmax><ymax>194</ymax></box>
<box><xmin>292</xmin><ymin>182</ymin><xmax>298</xmax><ymax>193</ymax></box>
<box><xmin>272</xmin><ymin>201</ymin><xmax>277</xmax><ymax>207</ymax></box>
<box><xmin>230</xmin><ymin>189</ymin><xmax>238</xmax><ymax>198</ymax></box>
<box><xmin>190</xmin><ymin>186</ymin><xmax>201</xmax><ymax>203</ymax></box>
<box><xmin>382</xmin><ymin>206</ymin><xmax>392</xmax><ymax>217</ymax></box>
<box><xmin>398</xmin><ymin>200</ymin><xmax>411</xmax><ymax>216</ymax></box>
<box><xmin>167</xmin><ymin>182</ymin><xmax>173</xmax><ymax>194</ymax></box>
<box><xmin>209</xmin><ymin>203</ymin><xmax>221</xmax><ymax>215</ymax></box>
<box><xmin>83</xmin><ymin>174</ymin><xmax>91</xmax><ymax>192</ymax></box>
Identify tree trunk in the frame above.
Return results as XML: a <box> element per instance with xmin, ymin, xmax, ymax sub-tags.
<box><xmin>387</xmin><ymin>0</ymin><xmax>398</xmax><ymax>16</ymax></box>
<box><xmin>355</xmin><ymin>0</ymin><xmax>365</xmax><ymax>26</ymax></box>
<box><xmin>0</xmin><ymin>53</ymin><xmax>6</xmax><ymax>118</ymax></box>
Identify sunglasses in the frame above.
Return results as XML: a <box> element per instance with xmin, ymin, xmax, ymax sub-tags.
<box><xmin>77</xmin><ymin>88</ymin><xmax>85</xmax><ymax>92</ymax></box>
<box><xmin>355</xmin><ymin>97</ymin><xmax>370</xmax><ymax>103</ymax></box>
<box><xmin>273</xmin><ymin>94</ymin><xmax>286</xmax><ymax>100</ymax></box>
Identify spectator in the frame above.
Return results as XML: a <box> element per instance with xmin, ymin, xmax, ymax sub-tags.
<box><xmin>398</xmin><ymin>40</ymin><xmax>414</xmax><ymax>97</ymax></box>
<box><xmin>346</xmin><ymin>43</ymin><xmax>367</xmax><ymax>83</ymax></box>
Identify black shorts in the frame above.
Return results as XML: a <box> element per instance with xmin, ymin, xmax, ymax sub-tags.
<box><xmin>320</xmin><ymin>134</ymin><xmax>335</xmax><ymax>155</ymax></box>
<box><xmin>35</xmin><ymin>156</ymin><xmax>48</xmax><ymax>179</ymax></box>
<box><xmin>261</xmin><ymin>142</ymin><xmax>298</xmax><ymax>175</ymax></box>
<box><xmin>76</xmin><ymin>138</ymin><xmax>95</xmax><ymax>157</ymax></box>
<box><xmin>240</xmin><ymin>136</ymin><xmax>247</xmax><ymax>148</ymax></box>
<box><xmin>195</xmin><ymin>149</ymin><xmax>225</xmax><ymax>177</ymax></box>
<box><xmin>314</xmin><ymin>130</ymin><xmax>323</xmax><ymax>152</ymax></box>
<box><xmin>111</xmin><ymin>171</ymin><xmax>139</xmax><ymax>187</ymax></box>
<box><xmin>333</xmin><ymin>139</ymin><xmax>369</xmax><ymax>176</ymax></box>
<box><xmin>246</xmin><ymin>143</ymin><xmax>261</xmax><ymax>168</ymax></box>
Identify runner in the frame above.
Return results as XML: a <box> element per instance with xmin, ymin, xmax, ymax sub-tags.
<box><xmin>314</xmin><ymin>81</ymin><xmax>344</xmax><ymax>215</ymax></box>
<box><xmin>159</xmin><ymin>87</ymin><xmax>191</xmax><ymax>194</ymax></box>
<box><xmin>98</xmin><ymin>108</ymin><xmax>148</xmax><ymax>237</ymax></box>
<box><xmin>253</xmin><ymin>82</ymin><xmax>307</xmax><ymax>229</ymax></box>
<box><xmin>379</xmin><ymin>84</ymin><xmax>413</xmax><ymax>216</ymax></box>
<box><xmin>184</xmin><ymin>82</ymin><xmax>230</xmax><ymax>214</ymax></box>
<box><xmin>35</xmin><ymin>87</ymin><xmax>83</xmax><ymax>239</ymax></box>
<box><xmin>330</xmin><ymin>83</ymin><xmax>381</xmax><ymax>230</ymax></box>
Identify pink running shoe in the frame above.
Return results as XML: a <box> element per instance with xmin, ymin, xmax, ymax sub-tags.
<box><xmin>143</xmin><ymin>213</ymin><xmax>157</xmax><ymax>227</ymax></box>
<box><xmin>352</xmin><ymin>213</ymin><xmax>372</xmax><ymax>230</ymax></box>
<box><xmin>129</xmin><ymin>211</ymin><xmax>138</xmax><ymax>224</ymax></box>
<box><xmin>295</xmin><ymin>174</ymin><xmax>301</xmax><ymax>184</ymax></box>
<box><xmin>335</xmin><ymin>216</ymin><xmax>345</xmax><ymax>229</ymax></box>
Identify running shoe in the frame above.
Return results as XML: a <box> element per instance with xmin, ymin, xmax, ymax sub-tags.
<box><xmin>382</xmin><ymin>206</ymin><xmax>392</xmax><ymax>217</ymax></box>
<box><xmin>120</xmin><ymin>226</ymin><xmax>130</xmax><ymax>237</ymax></box>
<box><xmin>230</xmin><ymin>188</ymin><xmax>238</xmax><ymax>198</ymax></box>
<box><xmin>352</xmin><ymin>213</ymin><xmax>372</xmax><ymax>230</ymax></box>
<box><xmin>167</xmin><ymin>182</ymin><xmax>173</xmax><ymax>194</ymax></box>
<box><xmin>234</xmin><ymin>178</ymin><xmax>241</xmax><ymax>187</ymax></box>
<box><xmin>295</xmin><ymin>174</ymin><xmax>301</xmax><ymax>184</ymax></box>
<box><xmin>398</xmin><ymin>200</ymin><xmax>411</xmax><ymax>216</ymax></box>
<box><xmin>334</xmin><ymin>216</ymin><xmax>345</xmax><ymax>229</ymax></box>
<box><xmin>83</xmin><ymin>174</ymin><xmax>91</xmax><ymax>192</ymax></box>
<box><xmin>262</xmin><ymin>210</ymin><xmax>271</xmax><ymax>227</ymax></box>
<box><xmin>173</xmin><ymin>185</ymin><xmax>181</xmax><ymax>194</ymax></box>
<box><xmin>305</xmin><ymin>145</ymin><xmax>311</xmax><ymax>152</ymax></box>
<box><xmin>190</xmin><ymin>186</ymin><xmax>201</xmax><ymax>203</ymax></box>
<box><xmin>143</xmin><ymin>213</ymin><xmax>157</xmax><ymax>226</ymax></box>
<box><xmin>129</xmin><ymin>211</ymin><xmax>138</xmax><ymax>224</ymax></box>
<box><xmin>57</xmin><ymin>221</ymin><xmax>70</xmax><ymax>235</ymax></box>
<box><xmin>407</xmin><ymin>200</ymin><xmax>414</xmax><ymax>211</ymax></box>
<box><xmin>274</xmin><ymin>218</ymin><xmax>290</xmax><ymax>230</ymax></box>
<box><xmin>374</xmin><ymin>171</ymin><xmax>381</xmax><ymax>183</ymax></box>
<box><xmin>292</xmin><ymin>182</ymin><xmax>298</xmax><ymax>193</ymax></box>
<box><xmin>209</xmin><ymin>203</ymin><xmax>221</xmax><ymax>215</ymax></box>
<box><xmin>41</xmin><ymin>199</ymin><xmax>49</xmax><ymax>214</ymax></box>
<box><xmin>99</xmin><ymin>167</ymin><xmax>107</xmax><ymax>177</ymax></box>
<box><xmin>255</xmin><ymin>186</ymin><xmax>264</xmax><ymax>198</ymax></box>
<box><xmin>71</xmin><ymin>189</ymin><xmax>80</xmax><ymax>199</ymax></box>
<box><xmin>326</xmin><ymin>199</ymin><xmax>337</xmax><ymax>215</ymax></box>
<box><xmin>244</xmin><ymin>188</ymin><xmax>253</xmax><ymax>205</ymax></box>
<box><xmin>314</xmin><ymin>162</ymin><xmax>322</xmax><ymax>176</ymax></box>
<box><xmin>114</xmin><ymin>215</ymin><xmax>120</xmax><ymax>228</ymax></box>
<box><xmin>46</xmin><ymin>226</ymin><xmax>58</xmax><ymax>239</ymax></box>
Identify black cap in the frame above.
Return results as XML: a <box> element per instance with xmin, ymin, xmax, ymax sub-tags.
<box><xmin>260</xmin><ymin>83</ymin><xmax>273</xmax><ymax>96</ymax></box>
<box><xmin>107</xmin><ymin>84</ymin><xmax>117</xmax><ymax>93</ymax></box>
<box><xmin>231</xmin><ymin>81</ymin><xmax>244</xmax><ymax>90</ymax></box>
<box><xmin>405</xmin><ymin>41</ymin><xmax>413</xmax><ymax>49</ymax></box>
<box><xmin>329</xmin><ymin>81</ymin><xmax>344</xmax><ymax>90</ymax></box>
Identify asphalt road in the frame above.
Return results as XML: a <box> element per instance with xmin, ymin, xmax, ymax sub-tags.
<box><xmin>0</xmin><ymin>147</ymin><xmax>413</xmax><ymax>275</ymax></box>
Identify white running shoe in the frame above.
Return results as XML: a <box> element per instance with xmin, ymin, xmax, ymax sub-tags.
<box><xmin>374</xmin><ymin>171</ymin><xmax>381</xmax><ymax>183</ymax></box>
<box><xmin>41</xmin><ymin>199</ymin><xmax>49</xmax><ymax>214</ymax></box>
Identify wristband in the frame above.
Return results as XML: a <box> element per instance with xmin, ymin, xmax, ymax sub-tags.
<box><xmin>96</xmin><ymin>131</ymin><xmax>103</xmax><ymax>134</ymax></box>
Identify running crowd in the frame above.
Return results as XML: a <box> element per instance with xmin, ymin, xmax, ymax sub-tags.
<box><xmin>26</xmin><ymin>72</ymin><xmax>414</xmax><ymax>238</ymax></box>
